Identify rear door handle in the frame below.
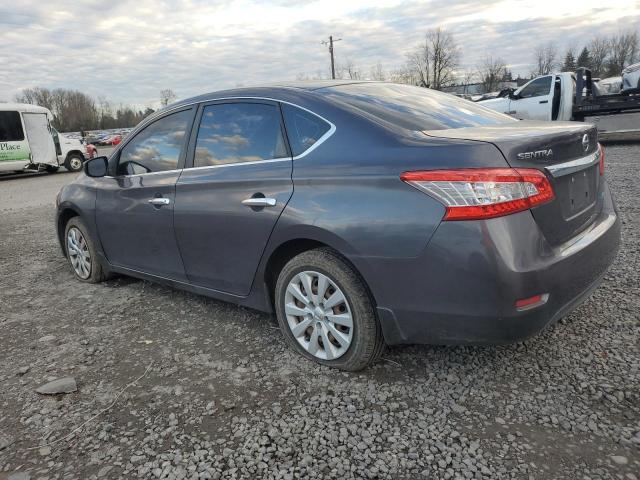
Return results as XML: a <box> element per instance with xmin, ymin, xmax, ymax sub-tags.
<box><xmin>242</xmin><ymin>197</ymin><xmax>276</xmax><ymax>207</ymax></box>
<box><xmin>148</xmin><ymin>197</ymin><xmax>171</xmax><ymax>206</ymax></box>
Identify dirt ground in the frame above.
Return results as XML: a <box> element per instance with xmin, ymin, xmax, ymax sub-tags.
<box><xmin>0</xmin><ymin>145</ymin><xmax>638</xmax><ymax>480</ymax></box>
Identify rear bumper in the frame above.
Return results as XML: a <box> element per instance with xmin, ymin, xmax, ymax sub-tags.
<box><xmin>363</xmin><ymin>183</ymin><xmax>621</xmax><ymax>345</ymax></box>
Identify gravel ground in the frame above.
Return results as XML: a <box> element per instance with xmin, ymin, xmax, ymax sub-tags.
<box><xmin>0</xmin><ymin>145</ymin><xmax>638</xmax><ymax>480</ymax></box>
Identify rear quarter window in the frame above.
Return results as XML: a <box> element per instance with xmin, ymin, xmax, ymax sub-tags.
<box><xmin>317</xmin><ymin>83</ymin><xmax>515</xmax><ymax>131</ymax></box>
<box><xmin>281</xmin><ymin>104</ymin><xmax>331</xmax><ymax>156</ymax></box>
<box><xmin>0</xmin><ymin>111</ymin><xmax>25</xmax><ymax>142</ymax></box>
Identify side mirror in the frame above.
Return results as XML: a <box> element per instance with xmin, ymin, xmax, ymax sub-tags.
<box><xmin>509</xmin><ymin>90</ymin><xmax>519</xmax><ymax>100</ymax></box>
<box><xmin>85</xmin><ymin>156</ymin><xmax>108</xmax><ymax>178</ymax></box>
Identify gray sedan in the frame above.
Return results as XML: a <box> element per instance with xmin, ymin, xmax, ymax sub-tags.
<box><xmin>55</xmin><ymin>81</ymin><xmax>620</xmax><ymax>370</ymax></box>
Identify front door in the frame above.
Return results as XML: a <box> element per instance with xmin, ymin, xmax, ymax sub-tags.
<box><xmin>511</xmin><ymin>75</ymin><xmax>553</xmax><ymax>120</ymax></box>
<box><xmin>95</xmin><ymin>108</ymin><xmax>195</xmax><ymax>281</ymax></box>
<box><xmin>174</xmin><ymin>101</ymin><xmax>293</xmax><ymax>296</ymax></box>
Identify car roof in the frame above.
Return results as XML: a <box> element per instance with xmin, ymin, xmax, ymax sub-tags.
<box><xmin>169</xmin><ymin>80</ymin><xmax>379</xmax><ymax>109</ymax></box>
<box><xmin>0</xmin><ymin>102</ymin><xmax>53</xmax><ymax>115</ymax></box>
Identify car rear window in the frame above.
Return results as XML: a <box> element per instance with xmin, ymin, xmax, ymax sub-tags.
<box><xmin>317</xmin><ymin>83</ymin><xmax>515</xmax><ymax>131</ymax></box>
<box><xmin>0</xmin><ymin>111</ymin><xmax>25</xmax><ymax>142</ymax></box>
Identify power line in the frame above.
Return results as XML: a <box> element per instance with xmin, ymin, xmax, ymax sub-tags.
<box><xmin>321</xmin><ymin>36</ymin><xmax>342</xmax><ymax>80</ymax></box>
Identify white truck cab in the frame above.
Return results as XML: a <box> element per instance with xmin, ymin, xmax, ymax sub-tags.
<box><xmin>0</xmin><ymin>103</ymin><xmax>87</xmax><ymax>173</ymax></box>
<box><xmin>479</xmin><ymin>73</ymin><xmax>574</xmax><ymax>121</ymax></box>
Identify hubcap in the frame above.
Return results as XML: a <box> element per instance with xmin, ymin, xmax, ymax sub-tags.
<box><xmin>69</xmin><ymin>157</ymin><xmax>82</xmax><ymax>170</ymax></box>
<box><xmin>67</xmin><ymin>227</ymin><xmax>91</xmax><ymax>279</ymax></box>
<box><xmin>284</xmin><ymin>271</ymin><xmax>353</xmax><ymax>360</ymax></box>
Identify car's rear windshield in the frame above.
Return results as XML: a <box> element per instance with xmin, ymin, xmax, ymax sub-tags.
<box><xmin>317</xmin><ymin>83</ymin><xmax>516</xmax><ymax>131</ymax></box>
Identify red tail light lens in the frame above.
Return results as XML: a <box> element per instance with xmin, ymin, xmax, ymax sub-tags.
<box><xmin>515</xmin><ymin>293</ymin><xmax>549</xmax><ymax>311</ymax></box>
<box><xmin>598</xmin><ymin>143</ymin><xmax>605</xmax><ymax>176</ymax></box>
<box><xmin>400</xmin><ymin>168</ymin><xmax>555</xmax><ymax>221</ymax></box>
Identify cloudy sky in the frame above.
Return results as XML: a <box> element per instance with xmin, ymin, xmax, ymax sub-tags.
<box><xmin>1</xmin><ymin>0</ymin><xmax>638</xmax><ymax>107</ymax></box>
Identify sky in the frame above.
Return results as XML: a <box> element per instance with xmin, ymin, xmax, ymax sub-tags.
<box><xmin>0</xmin><ymin>0</ymin><xmax>638</xmax><ymax>108</ymax></box>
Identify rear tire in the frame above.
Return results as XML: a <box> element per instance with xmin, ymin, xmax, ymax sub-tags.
<box><xmin>274</xmin><ymin>248</ymin><xmax>385</xmax><ymax>371</ymax></box>
<box><xmin>64</xmin><ymin>153</ymin><xmax>84</xmax><ymax>172</ymax></box>
<box><xmin>64</xmin><ymin>217</ymin><xmax>109</xmax><ymax>283</ymax></box>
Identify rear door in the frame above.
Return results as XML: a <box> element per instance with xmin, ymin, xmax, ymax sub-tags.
<box><xmin>174</xmin><ymin>100</ymin><xmax>293</xmax><ymax>295</ymax></box>
<box><xmin>95</xmin><ymin>107</ymin><xmax>195</xmax><ymax>280</ymax></box>
<box><xmin>21</xmin><ymin>112</ymin><xmax>57</xmax><ymax>165</ymax></box>
<box><xmin>511</xmin><ymin>75</ymin><xmax>554</xmax><ymax>120</ymax></box>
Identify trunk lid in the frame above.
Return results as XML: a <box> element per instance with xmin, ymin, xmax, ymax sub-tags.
<box><xmin>424</xmin><ymin>121</ymin><xmax>602</xmax><ymax>245</ymax></box>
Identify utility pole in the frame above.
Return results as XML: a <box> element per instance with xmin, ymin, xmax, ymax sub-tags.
<box><xmin>322</xmin><ymin>36</ymin><xmax>342</xmax><ymax>79</ymax></box>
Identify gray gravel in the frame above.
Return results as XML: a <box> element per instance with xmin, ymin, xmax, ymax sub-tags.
<box><xmin>0</xmin><ymin>144</ymin><xmax>638</xmax><ymax>479</ymax></box>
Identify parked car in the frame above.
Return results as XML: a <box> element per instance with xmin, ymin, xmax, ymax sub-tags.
<box><xmin>595</xmin><ymin>76</ymin><xmax>623</xmax><ymax>95</ymax></box>
<box><xmin>621</xmin><ymin>62</ymin><xmax>640</xmax><ymax>93</ymax></box>
<box><xmin>104</xmin><ymin>134</ymin><xmax>122</xmax><ymax>145</ymax></box>
<box><xmin>0</xmin><ymin>103</ymin><xmax>87</xmax><ymax>173</ymax></box>
<box><xmin>56</xmin><ymin>82</ymin><xmax>620</xmax><ymax>370</ymax></box>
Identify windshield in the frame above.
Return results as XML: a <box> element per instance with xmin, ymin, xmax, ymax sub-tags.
<box><xmin>316</xmin><ymin>83</ymin><xmax>516</xmax><ymax>131</ymax></box>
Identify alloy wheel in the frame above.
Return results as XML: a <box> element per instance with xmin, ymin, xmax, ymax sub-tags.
<box><xmin>284</xmin><ymin>270</ymin><xmax>353</xmax><ymax>360</ymax></box>
<box><xmin>67</xmin><ymin>227</ymin><xmax>91</xmax><ymax>279</ymax></box>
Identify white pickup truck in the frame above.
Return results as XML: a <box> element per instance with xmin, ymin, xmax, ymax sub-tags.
<box><xmin>0</xmin><ymin>103</ymin><xmax>88</xmax><ymax>173</ymax></box>
<box><xmin>479</xmin><ymin>73</ymin><xmax>574</xmax><ymax>121</ymax></box>
<box><xmin>479</xmin><ymin>70</ymin><xmax>640</xmax><ymax>140</ymax></box>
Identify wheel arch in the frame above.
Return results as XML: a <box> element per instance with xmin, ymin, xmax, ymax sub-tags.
<box><xmin>57</xmin><ymin>205</ymin><xmax>81</xmax><ymax>257</ymax></box>
<box><xmin>260</xmin><ymin>232</ymin><xmax>377</xmax><ymax>312</ymax></box>
<box><xmin>65</xmin><ymin>150</ymin><xmax>85</xmax><ymax>161</ymax></box>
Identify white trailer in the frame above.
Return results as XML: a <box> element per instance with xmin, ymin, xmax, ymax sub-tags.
<box><xmin>0</xmin><ymin>103</ymin><xmax>87</xmax><ymax>173</ymax></box>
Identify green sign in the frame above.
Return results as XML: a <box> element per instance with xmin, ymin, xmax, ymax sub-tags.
<box><xmin>0</xmin><ymin>142</ymin><xmax>30</xmax><ymax>162</ymax></box>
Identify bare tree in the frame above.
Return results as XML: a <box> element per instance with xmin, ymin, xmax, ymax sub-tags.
<box><xmin>607</xmin><ymin>31</ymin><xmax>639</xmax><ymax>76</ymax></box>
<box><xmin>406</xmin><ymin>27</ymin><xmax>459</xmax><ymax>89</ymax></box>
<box><xmin>370</xmin><ymin>62</ymin><xmax>386</xmax><ymax>81</ymax></box>
<box><xmin>338</xmin><ymin>59</ymin><xmax>361</xmax><ymax>80</ymax></box>
<box><xmin>16</xmin><ymin>87</ymin><xmax>97</xmax><ymax>131</ymax></box>
<box><xmin>389</xmin><ymin>65</ymin><xmax>421</xmax><ymax>85</ymax></box>
<box><xmin>478</xmin><ymin>57</ymin><xmax>506</xmax><ymax>93</ymax></box>
<box><xmin>461</xmin><ymin>68</ymin><xmax>477</xmax><ymax>86</ymax></box>
<box><xmin>15</xmin><ymin>87</ymin><xmax>152</xmax><ymax>131</ymax></box>
<box><xmin>160</xmin><ymin>89</ymin><xmax>177</xmax><ymax>107</ymax></box>
<box><xmin>532</xmin><ymin>42</ymin><xmax>558</xmax><ymax>75</ymax></box>
<box><xmin>588</xmin><ymin>36</ymin><xmax>609</xmax><ymax>77</ymax></box>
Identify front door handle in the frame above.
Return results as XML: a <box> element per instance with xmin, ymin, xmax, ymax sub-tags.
<box><xmin>242</xmin><ymin>197</ymin><xmax>276</xmax><ymax>207</ymax></box>
<box><xmin>148</xmin><ymin>197</ymin><xmax>171</xmax><ymax>206</ymax></box>
<box><xmin>539</xmin><ymin>100</ymin><xmax>549</xmax><ymax>104</ymax></box>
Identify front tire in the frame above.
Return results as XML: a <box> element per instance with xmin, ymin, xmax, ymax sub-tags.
<box><xmin>64</xmin><ymin>153</ymin><xmax>84</xmax><ymax>172</ymax></box>
<box><xmin>274</xmin><ymin>248</ymin><xmax>385</xmax><ymax>371</ymax></box>
<box><xmin>64</xmin><ymin>217</ymin><xmax>108</xmax><ymax>283</ymax></box>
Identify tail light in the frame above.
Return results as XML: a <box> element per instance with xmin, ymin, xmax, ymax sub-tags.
<box><xmin>400</xmin><ymin>168</ymin><xmax>555</xmax><ymax>221</ymax></box>
<box><xmin>598</xmin><ymin>143</ymin><xmax>605</xmax><ymax>176</ymax></box>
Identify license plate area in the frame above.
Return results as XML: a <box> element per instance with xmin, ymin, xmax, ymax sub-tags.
<box><xmin>557</xmin><ymin>165</ymin><xmax>598</xmax><ymax>219</ymax></box>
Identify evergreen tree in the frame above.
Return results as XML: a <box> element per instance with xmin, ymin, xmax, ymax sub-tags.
<box><xmin>562</xmin><ymin>50</ymin><xmax>576</xmax><ymax>72</ymax></box>
<box><xmin>576</xmin><ymin>47</ymin><xmax>592</xmax><ymax>70</ymax></box>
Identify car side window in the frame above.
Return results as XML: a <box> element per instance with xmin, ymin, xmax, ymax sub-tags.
<box><xmin>0</xmin><ymin>111</ymin><xmax>25</xmax><ymax>142</ymax></box>
<box><xmin>518</xmin><ymin>76</ymin><xmax>552</xmax><ymax>99</ymax></box>
<box><xmin>281</xmin><ymin>104</ymin><xmax>331</xmax><ymax>156</ymax></box>
<box><xmin>193</xmin><ymin>103</ymin><xmax>288</xmax><ymax>167</ymax></box>
<box><xmin>117</xmin><ymin>109</ymin><xmax>191</xmax><ymax>175</ymax></box>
